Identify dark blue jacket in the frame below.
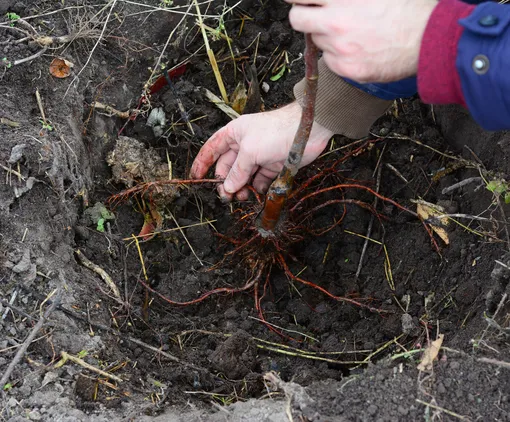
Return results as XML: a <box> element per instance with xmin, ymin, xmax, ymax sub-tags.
<box><xmin>346</xmin><ymin>0</ymin><xmax>508</xmax><ymax>131</ymax></box>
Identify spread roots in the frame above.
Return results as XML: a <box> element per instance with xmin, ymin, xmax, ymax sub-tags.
<box><xmin>130</xmin><ymin>141</ymin><xmax>436</xmax><ymax>340</ymax></box>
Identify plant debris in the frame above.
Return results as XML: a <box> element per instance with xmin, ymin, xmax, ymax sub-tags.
<box><xmin>107</xmin><ymin>136</ymin><xmax>180</xmax><ymax>205</ymax></box>
<box><xmin>417</xmin><ymin>334</ymin><xmax>444</xmax><ymax>372</ymax></box>
<box><xmin>49</xmin><ymin>57</ymin><xmax>73</xmax><ymax>78</ymax></box>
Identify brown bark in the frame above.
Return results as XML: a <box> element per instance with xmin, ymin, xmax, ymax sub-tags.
<box><xmin>258</xmin><ymin>34</ymin><xmax>319</xmax><ymax>233</ymax></box>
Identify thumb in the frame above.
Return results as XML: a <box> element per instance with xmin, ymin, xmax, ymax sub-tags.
<box><xmin>223</xmin><ymin>149</ymin><xmax>254</xmax><ymax>194</ymax></box>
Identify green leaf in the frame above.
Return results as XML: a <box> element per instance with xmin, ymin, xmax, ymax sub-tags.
<box><xmin>487</xmin><ymin>180</ymin><xmax>498</xmax><ymax>192</ymax></box>
<box><xmin>6</xmin><ymin>12</ymin><xmax>20</xmax><ymax>21</ymax></box>
<box><xmin>39</xmin><ymin>120</ymin><xmax>53</xmax><ymax>131</ymax></box>
<box><xmin>100</xmin><ymin>208</ymin><xmax>115</xmax><ymax>220</ymax></box>
<box><xmin>505</xmin><ymin>192</ymin><xmax>510</xmax><ymax>204</ymax></box>
<box><xmin>3</xmin><ymin>383</ymin><xmax>12</xmax><ymax>391</ymax></box>
<box><xmin>270</xmin><ymin>65</ymin><xmax>287</xmax><ymax>82</ymax></box>
<box><xmin>97</xmin><ymin>217</ymin><xmax>105</xmax><ymax>232</ymax></box>
<box><xmin>77</xmin><ymin>350</ymin><xmax>88</xmax><ymax>358</ymax></box>
<box><xmin>487</xmin><ymin>180</ymin><xmax>506</xmax><ymax>194</ymax></box>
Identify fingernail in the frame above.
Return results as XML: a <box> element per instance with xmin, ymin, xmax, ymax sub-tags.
<box><xmin>223</xmin><ymin>179</ymin><xmax>234</xmax><ymax>193</ymax></box>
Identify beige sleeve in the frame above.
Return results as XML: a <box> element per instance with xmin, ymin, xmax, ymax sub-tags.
<box><xmin>294</xmin><ymin>59</ymin><xmax>392</xmax><ymax>138</ymax></box>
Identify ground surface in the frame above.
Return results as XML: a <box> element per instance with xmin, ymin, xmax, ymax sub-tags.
<box><xmin>1</xmin><ymin>1</ymin><xmax>510</xmax><ymax>421</ymax></box>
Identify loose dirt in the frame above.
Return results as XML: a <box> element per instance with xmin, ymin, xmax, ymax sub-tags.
<box><xmin>1</xmin><ymin>1</ymin><xmax>510</xmax><ymax>421</ymax></box>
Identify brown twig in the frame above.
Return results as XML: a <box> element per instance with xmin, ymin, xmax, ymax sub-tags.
<box><xmin>0</xmin><ymin>289</ymin><xmax>61</xmax><ymax>388</ymax></box>
<box><xmin>258</xmin><ymin>34</ymin><xmax>318</xmax><ymax>232</ymax></box>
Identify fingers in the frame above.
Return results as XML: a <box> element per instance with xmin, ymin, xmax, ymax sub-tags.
<box><xmin>215</xmin><ymin>149</ymin><xmax>256</xmax><ymax>202</ymax></box>
<box><xmin>190</xmin><ymin>125</ymin><xmax>235</xmax><ymax>179</ymax></box>
<box><xmin>235</xmin><ymin>187</ymin><xmax>251</xmax><ymax>201</ymax></box>
<box><xmin>215</xmin><ymin>149</ymin><xmax>237</xmax><ymax>202</ymax></box>
<box><xmin>217</xmin><ymin>183</ymin><xmax>233</xmax><ymax>203</ymax></box>
<box><xmin>253</xmin><ymin>168</ymin><xmax>278</xmax><ymax>194</ymax></box>
<box><xmin>215</xmin><ymin>149</ymin><xmax>237</xmax><ymax>180</ymax></box>
<box><xmin>223</xmin><ymin>149</ymin><xmax>255</xmax><ymax>194</ymax></box>
<box><xmin>288</xmin><ymin>5</ymin><xmax>328</xmax><ymax>34</ymax></box>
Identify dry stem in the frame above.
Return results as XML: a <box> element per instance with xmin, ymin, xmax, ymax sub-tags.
<box><xmin>0</xmin><ymin>289</ymin><xmax>61</xmax><ymax>388</ymax></box>
<box><xmin>75</xmin><ymin>249</ymin><xmax>123</xmax><ymax>303</ymax></box>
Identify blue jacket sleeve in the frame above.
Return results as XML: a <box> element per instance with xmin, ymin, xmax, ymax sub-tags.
<box><xmin>457</xmin><ymin>2</ymin><xmax>510</xmax><ymax>130</ymax></box>
<box><xmin>344</xmin><ymin>77</ymin><xmax>418</xmax><ymax>101</ymax></box>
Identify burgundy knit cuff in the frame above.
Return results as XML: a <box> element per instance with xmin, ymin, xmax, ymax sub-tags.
<box><xmin>418</xmin><ymin>0</ymin><xmax>475</xmax><ymax>106</ymax></box>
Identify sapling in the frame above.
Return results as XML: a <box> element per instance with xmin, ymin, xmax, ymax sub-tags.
<box><xmin>257</xmin><ymin>34</ymin><xmax>319</xmax><ymax>233</ymax></box>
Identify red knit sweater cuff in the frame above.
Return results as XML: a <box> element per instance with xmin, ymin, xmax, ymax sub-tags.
<box><xmin>418</xmin><ymin>0</ymin><xmax>476</xmax><ymax>106</ymax></box>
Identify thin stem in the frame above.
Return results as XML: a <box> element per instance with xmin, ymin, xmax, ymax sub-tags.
<box><xmin>258</xmin><ymin>34</ymin><xmax>318</xmax><ymax>233</ymax></box>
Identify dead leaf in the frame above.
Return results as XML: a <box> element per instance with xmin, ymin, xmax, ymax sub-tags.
<box><xmin>230</xmin><ymin>82</ymin><xmax>248</xmax><ymax>114</ymax></box>
<box><xmin>138</xmin><ymin>206</ymin><xmax>163</xmax><ymax>242</ymax></box>
<box><xmin>49</xmin><ymin>58</ymin><xmax>73</xmax><ymax>78</ymax></box>
<box><xmin>415</xmin><ymin>200</ymin><xmax>450</xmax><ymax>244</ymax></box>
<box><xmin>417</xmin><ymin>334</ymin><xmax>444</xmax><ymax>371</ymax></box>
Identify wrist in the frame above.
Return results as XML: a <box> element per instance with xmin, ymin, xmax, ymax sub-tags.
<box><xmin>417</xmin><ymin>0</ymin><xmax>475</xmax><ymax>105</ymax></box>
<box><xmin>409</xmin><ymin>0</ymin><xmax>438</xmax><ymax>76</ymax></box>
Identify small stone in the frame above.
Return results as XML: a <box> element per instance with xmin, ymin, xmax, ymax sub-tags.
<box><xmin>7</xmin><ymin>397</ymin><xmax>18</xmax><ymax>408</ymax></box>
<box><xmin>74</xmin><ymin>225</ymin><xmax>89</xmax><ymax>241</ymax></box>
<box><xmin>224</xmin><ymin>307</ymin><xmax>239</xmax><ymax>319</ymax></box>
<box><xmin>401</xmin><ymin>313</ymin><xmax>417</xmax><ymax>335</ymax></box>
<box><xmin>8</xmin><ymin>144</ymin><xmax>26</xmax><ymax>164</ymax></box>
<box><xmin>12</xmin><ymin>249</ymin><xmax>31</xmax><ymax>273</ymax></box>
<box><xmin>261</xmin><ymin>82</ymin><xmax>270</xmax><ymax>93</ymax></box>
<box><xmin>437</xmin><ymin>382</ymin><xmax>446</xmax><ymax>394</ymax></box>
<box><xmin>398</xmin><ymin>405</ymin><xmax>408</xmax><ymax>416</ymax></box>
<box><xmin>364</xmin><ymin>341</ymin><xmax>375</xmax><ymax>350</ymax></box>
<box><xmin>367</xmin><ymin>405</ymin><xmax>378</xmax><ymax>416</ymax></box>
<box><xmin>449</xmin><ymin>361</ymin><xmax>460</xmax><ymax>370</ymax></box>
<box><xmin>28</xmin><ymin>410</ymin><xmax>42</xmax><ymax>420</ymax></box>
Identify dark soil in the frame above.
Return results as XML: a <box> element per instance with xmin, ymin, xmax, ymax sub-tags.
<box><xmin>1</xmin><ymin>1</ymin><xmax>510</xmax><ymax>421</ymax></box>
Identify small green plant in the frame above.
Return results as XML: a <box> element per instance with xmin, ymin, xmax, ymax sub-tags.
<box><xmin>39</xmin><ymin>120</ymin><xmax>54</xmax><ymax>132</ymax></box>
<box><xmin>486</xmin><ymin>178</ymin><xmax>510</xmax><ymax>204</ymax></box>
<box><xmin>96</xmin><ymin>207</ymin><xmax>115</xmax><ymax>232</ymax></box>
<box><xmin>3</xmin><ymin>383</ymin><xmax>12</xmax><ymax>391</ymax></box>
<box><xmin>270</xmin><ymin>65</ymin><xmax>287</xmax><ymax>82</ymax></box>
<box><xmin>6</xmin><ymin>12</ymin><xmax>20</xmax><ymax>26</ymax></box>
<box><xmin>77</xmin><ymin>350</ymin><xmax>88</xmax><ymax>359</ymax></box>
<box><xmin>2</xmin><ymin>57</ymin><xmax>12</xmax><ymax>69</ymax></box>
<box><xmin>270</xmin><ymin>51</ymin><xmax>290</xmax><ymax>82</ymax></box>
<box><xmin>159</xmin><ymin>0</ymin><xmax>173</xmax><ymax>7</ymax></box>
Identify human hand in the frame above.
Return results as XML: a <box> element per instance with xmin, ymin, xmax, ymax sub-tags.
<box><xmin>287</xmin><ymin>0</ymin><xmax>437</xmax><ymax>83</ymax></box>
<box><xmin>190</xmin><ymin>102</ymin><xmax>333</xmax><ymax>201</ymax></box>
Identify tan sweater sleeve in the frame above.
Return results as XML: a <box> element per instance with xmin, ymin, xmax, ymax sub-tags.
<box><xmin>294</xmin><ymin>59</ymin><xmax>392</xmax><ymax>138</ymax></box>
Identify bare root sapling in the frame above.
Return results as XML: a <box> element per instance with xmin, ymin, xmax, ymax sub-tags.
<box><xmin>257</xmin><ymin>34</ymin><xmax>319</xmax><ymax>233</ymax></box>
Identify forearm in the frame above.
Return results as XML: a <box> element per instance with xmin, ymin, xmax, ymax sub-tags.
<box><xmin>418</xmin><ymin>0</ymin><xmax>510</xmax><ymax>131</ymax></box>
